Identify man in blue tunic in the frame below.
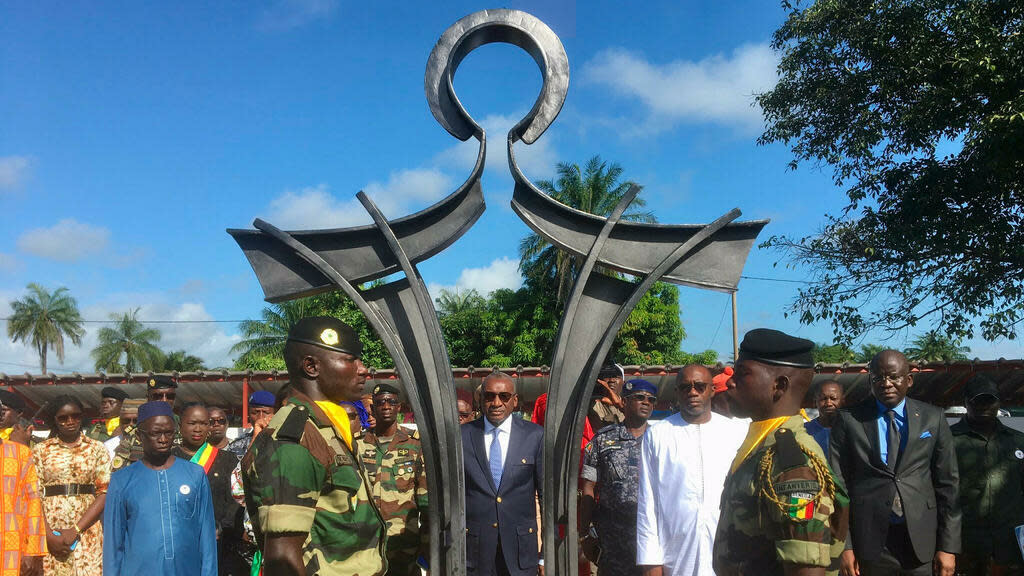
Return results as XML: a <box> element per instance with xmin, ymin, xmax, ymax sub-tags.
<box><xmin>103</xmin><ymin>401</ymin><xmax>217</xmax><ymax>576</ymax></box>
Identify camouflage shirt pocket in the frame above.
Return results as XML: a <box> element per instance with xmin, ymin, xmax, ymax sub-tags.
<box><xmin>325</xmin><ymin>459</ymin><xmax>363</xmax><ymax>513</ymax></box>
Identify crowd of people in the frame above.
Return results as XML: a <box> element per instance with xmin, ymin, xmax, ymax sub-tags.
<box><xmin>0</xmin><ymin>317</ymin><xmax>1019</xmax><ymax>576</ymax></box>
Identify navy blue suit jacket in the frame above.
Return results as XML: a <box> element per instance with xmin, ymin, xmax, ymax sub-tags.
<box><xmin>462</xmin><ymin>416</ymin><xmax>544</xmax><ymax>576</ymax></box>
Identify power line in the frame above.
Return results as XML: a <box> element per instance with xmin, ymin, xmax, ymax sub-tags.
<box><xmin>740</xmin><ymin>275</ymin><xmax>807</xmax><ymax>284</ymax></box>
<box><xmin>0</xmin><ymin>318</ymin><xmax>248</xmax><ymax>324</ymax></box>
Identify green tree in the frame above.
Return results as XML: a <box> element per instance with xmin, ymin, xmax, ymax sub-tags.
<box><xmin>612</xmin><ymin>282</ymin><xmax>687</xmax><ymax>365</ymax></box>
<box><xmin>159</xmin><ymin>350</ymin><xmax>207</xmax><ymax>371</ymax></box>
<box><xmin>232</xmin><ymin>289</ymin><xmax>393</xmax><ymax>371</ymax></box>
<box><xmin>519</xmin><ymin>156</ymin><xmax>656</xmax><ymax>305</ymax></box>
<box><xmin>91</xmin><ymin>309</ymin><xmax>163</xmax><ymax>372</ymax></box>
<box><xmin>854</xmin><ymin>343</ymin><xmax>888</xmax><ymax>363</ymax></box>
<box><xmin>812</xmin><ymin>342</ymin><xmax>856</xmax><ymax>364</ymax></box>
<box><xmin>758</xmin><ymin>0</ymin><xmax>1024</xmax><ymax>344</ymax></box>
<box><xmin>6</xmin><ymin>283</ymin><xmax>85</xmax><ymax>373</ymax></box>
<box><xmin>904</xmin><ymin>331</ymin><xmax>971</xmax><ymax>362</ymax></box>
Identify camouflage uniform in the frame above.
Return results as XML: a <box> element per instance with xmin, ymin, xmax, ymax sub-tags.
<box><xmin>86</xmin><ymin>419</ymin><xmax>112</xmax><ymax>442</ymax></box>
<box><xmin>358</xmin><ymin>426</ymin><xmax>428</xmax><ymax>576</ymax></box>
<box><xmin>242</xmin><ymin>390</ymin><xmax>387</xmax><ymax>576</ymax></box>
<box><xmin>581</xmin><ymin>423</ymin><xmax>643</xmax><ymax>576</ymax></box>
<box><xmin>713</xmin><ymin>416</ymin><xmax>849</xmax><ymax>576</ymax></box>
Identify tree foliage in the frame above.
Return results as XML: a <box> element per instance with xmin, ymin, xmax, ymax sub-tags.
<box><xmin>519</xmin><ymin>156</ymin><xmax>656</xmax><ymax>304</ymax></box>
<box><xmin>91</xmin><ymin>309</ymin><xmax>164</xmax><ymax>372</ymax></box>
<box><xmin>904</xmin><ymin>330</ymin><xmax>971</xmax><ymax>362</ymax></box>
<box><xmin>6</xmin><ymin>283</ymin><xmax>85</xmax><ymax>373</ymax></box>
<box><xmin>758</xmin><ymin>0</ymin><xmax>1024</xmax><ymax>344</ymax></box>
<box><xmin>812</xmin><ymin>342</ymin><xmax>857</xmax><ymax>364</ymax></box>
<box><xmin>159</xmin><ymin>350</ymin><xmax>207</xmax><ymax>371</ymax></box>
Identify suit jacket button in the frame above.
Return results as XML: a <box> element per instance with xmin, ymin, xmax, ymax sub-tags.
<box><xmin>529</xmin><ymin>528</ymin><xmax>534</xmax><ymax>534</ymax></box>
<box><xmin>492</xmin><ymin>523</ymin><xmax>498</xmax><ymax>528</ymax></box>
<box><xmin>496</xmin><ymin>497</ymin><xmax>502</xmax><ymax>503</ymax></box>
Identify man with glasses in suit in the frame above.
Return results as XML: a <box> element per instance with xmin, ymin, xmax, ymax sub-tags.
<box><xmin>462</xmin><ymin>371</ymin><xmax>544</xmax><ymax>576</ymax></box>
<box><xmin>636</xmin><ymin>364</ymin><xmax>747</xmax><ymax>576</ymax></box>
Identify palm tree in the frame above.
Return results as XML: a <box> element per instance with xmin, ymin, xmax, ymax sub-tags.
<box><xmin>436</xmin><ymin>288</ymin><xmax>485</xmax><ymax>315</ymax></box>
<box><xmin>231</xmin><ymin>299</ymin><xmax>317</xmax><ymax>369</ymax></box>
<box><xmin>904</xmin><ymin>331</ymin><xmax>971</xmax><ymax>363</ymax></box>
<box><xmin>91</xmin><ymin>309</ymin><xmax>164</xmax><ymax>372</ymax></box>
<box><xmin>519</xmin><ymin>156</ymin><xmax>656</xmax><ymax>304</ymax></box>
<box><xmin>159</xmin><ymin>350</ymin><xmax>207</xmax><ymax>371</ymax></box>
<box><xmin>854</xmin><ymin>343</ymin><xmax>887</xmax><ymax>363</ymax></box>
<box><xmin>6</xmin><ymin>283</ymin><xmax>85</xmax><ymax>373</ymax></box>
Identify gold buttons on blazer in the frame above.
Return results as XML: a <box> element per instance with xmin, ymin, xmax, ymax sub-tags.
<box><xmin>492</xmin><ymin>523</ymin><xmax>498</xmax><ymax>528</ymax></box>
<box><xmin>496</xmin><ymin>497</ymin><xmax>502</xmax><ymax>503</ymax></box>
<box><xmin>521</xmin><ymin>458</ymin><xmax>527</xmax><ymax>464</ymax></box>
<box><xmin>528</xmin><ymin>528</ymin><xmax>534</xmax><ymax>534</ymax></box>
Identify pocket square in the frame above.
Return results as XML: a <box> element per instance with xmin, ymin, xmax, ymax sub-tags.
<box><xmin>920</xmin><ymin>430</ymin><xmax>932</xmax><ymax>439</ymax></box>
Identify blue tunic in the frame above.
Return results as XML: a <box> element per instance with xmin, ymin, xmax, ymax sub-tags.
<box><xmin>103</xmin><ymin>457</ymin><xmax>217</xmax><ymax>576</ymax></box>
<box><xmin>803</xmin><ymin>418</ymin><xmax>831</xmax><ymax>458</ymax></box>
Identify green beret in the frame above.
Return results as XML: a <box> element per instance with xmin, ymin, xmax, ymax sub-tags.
<box><xmin>287</xmin><ymin>316</ymin><xmax>362</xmax><ymax>358</ymax></box>
<box><xmin>372</xmin><ymin>383</ymin><xmax>401</xmax><ymax>397</ymax></box>
<box><xmin>738</xmin><ymin>328</ymin><xmax>815</xmax><ymax>369</ymax></box>
<box><xmin>147</xmin><ymin>376</ymin><xmax>178</xmax><ymax>390</ymax></box>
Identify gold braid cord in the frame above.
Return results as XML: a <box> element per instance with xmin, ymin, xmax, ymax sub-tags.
<box><xmin>757</xmin><ymin>443</ymin><xmax>836</xmax><ymax>514</ymax></box>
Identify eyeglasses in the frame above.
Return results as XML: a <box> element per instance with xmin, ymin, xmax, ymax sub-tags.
<box><xmin>376</xmin><ymin>398</ymin><xmax>401</xmax><ymax>406</ymax></box>
<box><xmin>140</xmin><ymin>430</ymin><xmax>175</xmax><ymax>440</ymax></box>
<box><xmin>677</xmin><ymin>382</ymin><xmax>709</xmax><ymax>394</ymax></box>
<box><xmin>209</xmin><ymin>418</ymin><xmax>227</xmax><ymax>425</ymax></box>
<box><xmin>150</xmin><ymin>391</ymin><xmax>176</xmax><ymax>401</ymax></box>
<box><xmin>627</xmin><ymin>394</ymin><xmax>657</xmax><ymax>403</ymax></box>
<box><xmin>483</xmin><ymin>392</ymin><xmax>514</xmax><ymax>403</ymax></box>
<box><xmin>870</xmin><ymin>375</ymin><xmax>905</xmax><ymax>386</ymax></box>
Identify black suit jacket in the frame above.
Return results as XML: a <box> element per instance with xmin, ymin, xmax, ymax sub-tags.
<box><xmin>462</xmin><ymin>417</ymin><xmax>543</xmax><ymax>576</ymax></box>
<box><xmin>829</xmin><ymin>397</ymin><xmax>961</xmax><ymax>563</ymax></box>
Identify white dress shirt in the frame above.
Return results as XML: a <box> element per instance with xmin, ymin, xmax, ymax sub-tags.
<box><xmin>483</xmin><ymin>415</ymin><xmax>514</xmax><ymax>471</ymax></box>
<box><xmin>636</xmin><ymin>412</ymin><xmax>748</xmax><ymax>575</ymax></box>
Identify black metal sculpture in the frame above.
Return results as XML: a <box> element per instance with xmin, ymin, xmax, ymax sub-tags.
<box><xmin>230</xmin><ymin>8</ymin><xmax>767</xmax><ymax>575</ymax></box>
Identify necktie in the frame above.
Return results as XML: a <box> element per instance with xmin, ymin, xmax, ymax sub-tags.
<box><xmin>489</xmin><ymin>428</ymin><xmax>503</xmax><ymax>489</ymax></box>
<box><xmin>886</xmin><ymin>409</ymin><xmax>904</xmax><ymax>516</ymax></box>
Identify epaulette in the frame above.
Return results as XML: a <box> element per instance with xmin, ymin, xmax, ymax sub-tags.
<box><xmin>595</xmin><ymin>423</ymin><xmax>617</xmax><ymax>436</ymax></box>
<box><xmin>276</xmin><ymin>405</ymin><xmax>310</xmax><ymax>444</ymax></box>
<box><xmin>773</xmin><ymin>427</ymin><xmax>805</xmax><ymax>472</ymax></box>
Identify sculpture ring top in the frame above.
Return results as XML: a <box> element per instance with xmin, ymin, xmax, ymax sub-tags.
<box><xmin>425</xmin><ymin>9</ymin><xmax>569</xmax><ymax>145</ymax></box>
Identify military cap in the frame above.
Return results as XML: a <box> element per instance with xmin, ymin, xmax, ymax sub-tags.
<box><xmin>147</xmin><ymin>375</ymin><xmax>178</xmax><ymax>390</ymax></box>
<box><xmin>372</xmin><ymin>383</ymin><xmax>401</xmax><ymax>397</ymax></box>
<box><xmin>623</xmin><ymin>379</ymin><xmax>658</xmax><ymax>396</ymax></box>
<box><xmin>287</xmin><ymin>316</ymin><xmax>362</xmax><ymax>358</ymax></box>
<box><xmin>249</xmin><ymin>390</ymin><xmax>275</xmax><ymax>407</ymax></box>
<box><xmin>964</xmin><ymin>374</ymin><xmax>1000</xmax><ymax>401</ymax></box>
<box><xmin>121</xmin><ymin>398</ymin><xmax>145</xmax><ymax>415</ymax></box>
<box><xmin>598</xmin><ymin>364</ymin><xmax>624</xmax><ymax>380</ymax></box>
<box><xmin>138</xmin><ymin>400</ymin><xmax>174</xmax><ymax>424</ymax></box>
<box><xmin>101</xmin><ymin>386</ymin><xmax>130</xmax><ymax>401</ymax></box>
<box><xmin>0</xmin><ymin>390</ymin><xmax>26</xmax><ymax>413</ymax></box>
<box><xmin>738</xmin><ymin>328</ymin><xmax>815</xmax><ymax>369</ymax></box>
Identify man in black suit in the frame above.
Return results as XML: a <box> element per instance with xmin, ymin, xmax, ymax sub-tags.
<box><xmin>830</xmin><ymin>350</ymin><xmax>960</xmax><ymax>576</ymax></box>
<box><xmin>462</xmin><ymin>372</ymin><xmax>544</xmax><ymax>576</ymax></box>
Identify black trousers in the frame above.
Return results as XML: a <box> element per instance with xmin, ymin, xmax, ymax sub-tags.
<box><xmin>859</xmin><ymin>523</ymin><xmax>931</xmax><ymax>576</ymax></box>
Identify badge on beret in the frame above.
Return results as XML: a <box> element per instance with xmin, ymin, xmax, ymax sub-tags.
<box><xmin>373</xmin><ymin>385</ymin><xmax>382</xmax><ymax>395</ymax></box>
<box><xmin>179</xmin><ymin>485</ymin><xmax>190</xmax><ymax>495</ymax></box>
<box><xmin>625</xmin><ymin>381</ymin><xmax>633</xmax><ymax>391</ymax></box>
<box><xmin>148</xmin><ymin>378</ymin><xmax>156</xmax><ymax>387</ymax></box>
<box><xmin>321</xmin><ymin>328</ymin><xmax>339</xmax><ymax>346</ymax></box>
<box><xmin>1016</xmin><ymin>449</ymin><xmax>1023</xmax><ymax>460</ymax></box>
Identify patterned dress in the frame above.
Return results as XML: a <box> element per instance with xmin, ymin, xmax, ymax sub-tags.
<box><xmin>32</xmin><ymin>434</ymin><xmax>111</xmax><ymax>576</ymax></box>
<box><xmin>1</xmin><ymin>440</ymin><xmax>45</xmax><ymax>576</ymax></box>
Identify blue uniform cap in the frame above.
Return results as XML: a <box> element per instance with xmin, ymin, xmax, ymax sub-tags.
<box><xmin>249</xmin><ymin>390</ymin><xmax>275</xmax><ymax>407</ymax></box>
<box><xmin>623</xmin><ymin>379</ymin><xmax>657</xmax><ymax>396</ymax></box>
<box><xmin>138</xmin><ymin>400</ymin><xmax>174</xmax><ymax>424</ymax></box>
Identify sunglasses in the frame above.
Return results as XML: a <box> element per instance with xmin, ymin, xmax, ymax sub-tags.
<box><xmin>56</xmin><ymin>413</ymin><xmax>83</xmax><ymax>424</ymax></box>
<box><xmin>376</xmin><ymin>398</ymin><xmax>401</xmax><ymax>406</ymax></box>
<box><xmin>483</xmin><ymin>392</ymin><xmax>514</xmax><ymax>403</ymax></box>
<box><xmin>209</xmin><ymin>418</ymin><xmax>227</xmax><ymax>425</ymax></box>
<box><xmin>627</xmin><ymin>394</ymin><xmax>657</xmax><ymax>403</ymax></box>
<box><xmin>677</xmin><ymin>382</ymin><xmax>709</xmax><ymax>394</ymax></box>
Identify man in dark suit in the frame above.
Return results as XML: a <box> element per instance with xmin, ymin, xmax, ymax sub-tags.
<box><xmin>830</xmin><ymin>350</ymin><xmax>960</xmax><ymax>576</ymax></box>
<box><xmin>462</xmin><ymin>372</ymin><xmax>544</xmax><ymax>576</ymax></box>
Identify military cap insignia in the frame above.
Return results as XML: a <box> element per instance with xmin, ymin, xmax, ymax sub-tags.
<box><xmin>625</xmin><ymin>381</ymin><xmax>633</xmax><ymax>391</ymax></box>
<box><xmin>373</xmin><ymin>385</ymin><xmax>382</xmax><ymax>395</ymax></box>
<box><xmin>320</xmin><ymin>328</ymin><xmax>339</xmax><ymax>346</ymax></box>
<box><xmin>112</xmin><ymin>456</ymin><xmax>124</xmax><ymax>468</ymax></box>
<box><xmin>148</xmin><ymin>378</ymin><xmax>156</xmax><ymax>387</ymax></box>
<box><xmin>1016</xmin><ymin>449</ymin><xmax>1023</xmax><ymax>460</ymax></box>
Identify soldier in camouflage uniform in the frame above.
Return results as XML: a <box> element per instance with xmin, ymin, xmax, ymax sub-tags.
<box><xmin>358</xmin><ymin>383</ymin><xmax>428</xmax><ymax>576</ymax></box>
<box><xmin>86</xmin><ymin>386</ymin><xmax>128</xmax><ymax>441</ymax></box>
<box><xmin>579</xmin><ymin>379</ymin><xmax>656</xmax><ymax>576</ymax></box>
<box><xmin>714</xmin><ymin>329</ymin><xmax>849</xmax><ymax>576</ymax></box>
<box><xmin>111</xmin><ymin>376</ymin><xmax>180</xmax><ymax>471</ymax></box>
<box><xmin>242</xmin><ymin>316</ymin><xmax>387</xmax><ymax>576</ymax></box>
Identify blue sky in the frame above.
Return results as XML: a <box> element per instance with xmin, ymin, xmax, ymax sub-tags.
<box><xmin>2</xmin><ymin>0</ymin><xmax>1019</xmax><ymax>372</ymax></box>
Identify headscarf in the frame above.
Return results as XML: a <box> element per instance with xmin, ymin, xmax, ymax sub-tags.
<box><xmin>341</xmin><ymin>400</ymin><xmax>371</xmax><ymax>430</ymax></box>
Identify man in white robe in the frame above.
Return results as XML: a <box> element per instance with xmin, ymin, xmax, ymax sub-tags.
<box><xmin>637</xmin><ymin>364</ymin><xmax>747</xmax><ymax>576</ymax></box>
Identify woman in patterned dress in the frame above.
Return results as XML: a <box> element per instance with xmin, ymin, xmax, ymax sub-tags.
<box><xmin>32</xmin><ymin>395</ymin><xmax>111</xmax><ymax>576</ymax></box>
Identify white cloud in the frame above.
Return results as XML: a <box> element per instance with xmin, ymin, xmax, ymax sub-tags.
<box><xmin>17</xmin><ymin>219</ymin><xmax>111</xmax><ymax>262</ymax></box>
<box><xmin>582</xmin><ymin>43</ymin><xmax>778</xmax><ymax>135</ymax></box>
<box><xmin>427</xmin><ymin>257</ymin><xmax>524</xmax><ymax>301</ymax></box>
<box><xmin>264</xmin><ymin>170</ymin><xmax>453</xmax><ymax>230</ymax></box>
<box><xmin>0</xmin><ymin>156</ymin><xmax>32</xmax><ymax>190</ymax></box>
<box><xmin>435</xmin><ymin>113</ymin><xmax>557</xmax><ymax>181</ymax></box>
<box><xmin>256</xmin><ymin>0</ymin><xmax>338</xmax><ymax>31</ymax></box>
